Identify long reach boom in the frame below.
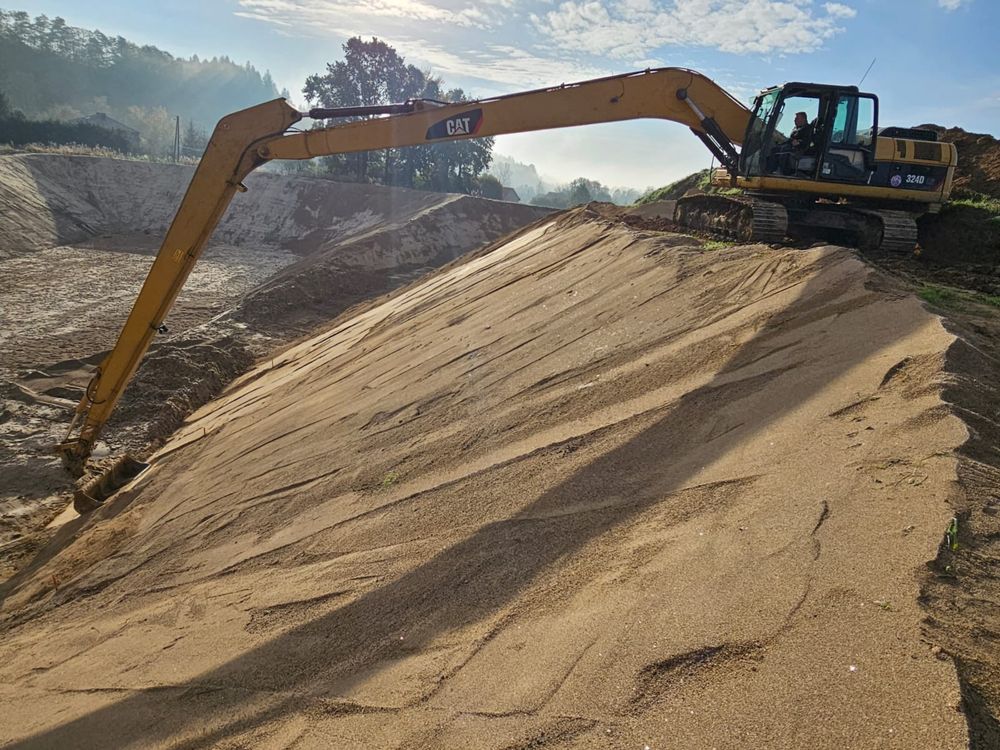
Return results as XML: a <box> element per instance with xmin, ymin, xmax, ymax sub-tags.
<box><xmin>57</xmin><ymin>68</ymin><xmax>751</xmax><ymax>476</ymax></box>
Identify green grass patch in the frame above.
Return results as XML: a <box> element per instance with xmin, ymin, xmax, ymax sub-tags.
<box><xmin>948</xmin><ymin>189</ymin><xmax>1000</xmax><ymax>215</ymax></box>
<box><xmin>636</xmin><ymin>170</ymin><xmax>710</xmax><ymax>204</ymax></box>
<box><xmin>918</xmin><ymin>284</ymin><xmax>963</xmax><ymax>308</ymax></box>
<box><xmin>918</xmin><ymin>283</ymin><xmax>1000</xmax><ymax>311</ymax></box>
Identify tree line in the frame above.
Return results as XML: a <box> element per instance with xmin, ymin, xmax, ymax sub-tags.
<box><xmin>489</xmin><ymin>154</ymin><xmax>643</xmax><ymax>206</ymax></box>
<box><xmin>530</xmin><ymin>178</ymin><xmax>643</xmax><ymax>208</ymax></box>
<box><xmin>0</xmin><ymin>7</ymin><xmax>280</xmax><ymax>155</ymax></box>
<box><xmin>0</xmin><ymin>89</ymin><xmax>132</xmax><ymax>151</ymax></box>
<box><xmin>0</xmin><ymin>12</ymin><xmax>637</xmax><ymax>202</ymax></box>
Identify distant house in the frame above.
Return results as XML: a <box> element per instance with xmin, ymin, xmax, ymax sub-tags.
<box><xmin>501</xmin><ymin>186</ymin><xmax>520</xmax><ymax>203</ymax></box>
<box><xmin>71</xmin><ymin>112</ymin><xmax>140</xmax><ymax>149</ymax></box>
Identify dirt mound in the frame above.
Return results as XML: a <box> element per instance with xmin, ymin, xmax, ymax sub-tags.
<box><xmin>0</xmin><ymin>206</ymin><xmax>983</xmax><ymax>747</ymax></box>
<box><xmin>636</xmin><ymin>170</ymin><xmax>708</xmax><ymax>204</ymax></box>
<box><xmin>0</xmin><ymin>154</ymin><xmax>550</xmax><ymax>573</ymax></box>
<box><xmin>917</xmin><ymin>125</ymin><xmax>1000</xmax><ymax>198</ymax></box>
<box><xmin>911</xmin><ymin>126</ymin><xmax>1000</xmax><ymax>268</ymax></box>
<box><xmin>107</xmin><ymin>195</ymin><xmax>551</xmax><ymax>453</ymax></box>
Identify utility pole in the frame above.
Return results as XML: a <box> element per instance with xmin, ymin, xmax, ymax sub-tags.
<box><xmin>173</xmin><ymin>115</ymin><xmax>180</xmax><ymax>163</ymax></box>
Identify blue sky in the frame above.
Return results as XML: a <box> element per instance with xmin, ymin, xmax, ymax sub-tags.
<box><xmin>13</xmin><ymin>0</ymin><xmax>997</xmax><ymax>189</ymax></box>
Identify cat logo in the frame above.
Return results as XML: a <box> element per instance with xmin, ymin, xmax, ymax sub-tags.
<box><xmin>447</xmin><ymin>117</ymin><xmax>473</xmax><ymax>136</ymax></box>
<box><xmin>426</xmin><ymin>108</ymin><xmax>484</xmax><ymax>140</ymax></box>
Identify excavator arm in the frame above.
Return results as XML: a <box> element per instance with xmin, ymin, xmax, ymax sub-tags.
<box><xmin>57</xmin><ymin>67</ymin><xmax>750</xmax><ymax>482</ymax></box>
<box><xmin>263</xmin><ymin>68</ymin><xmax>748</xmax><ymax>166</ymax></box>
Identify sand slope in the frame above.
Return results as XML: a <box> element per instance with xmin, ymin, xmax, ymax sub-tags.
<box><xmin>0</xmin><ymin>154</ymin><xmax>549</xmax><ymax>578</ymax></box>
<box><xmin>0</xmin><ymin>208</ymin><xmax>972</xmax><ymax>748</ymax></box>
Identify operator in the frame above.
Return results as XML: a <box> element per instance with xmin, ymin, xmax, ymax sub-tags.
<box><xmin>775</xmin><ymin>111</ymin><xmax>815</xmax><ymax>174</ymax></box>
<box><xmin>768</xmin><ymin>111</ymin><xmax>816</xmax><ymax>174</ymax></box>
<box><xmin>789</xmin><ymin>111</ymin><xmax>814</xmax><ymax>154</ymax></box>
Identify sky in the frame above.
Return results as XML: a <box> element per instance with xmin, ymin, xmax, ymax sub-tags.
<box><xmin>12</xmin><ymin>0</ymin><xmax>998</xmax><ymax>189</ymax></box>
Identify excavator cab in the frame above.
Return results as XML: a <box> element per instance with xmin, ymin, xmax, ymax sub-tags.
<box><xmin>740</xmin><ymin>83</ymin><xmax>879</xmax><ymax>187</ymax></box>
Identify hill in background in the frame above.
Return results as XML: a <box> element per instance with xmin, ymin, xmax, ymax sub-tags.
<box><xmin>0</xmin><ymin>8</ymin><xmax>281</xmax><ymax>151</ymax></box>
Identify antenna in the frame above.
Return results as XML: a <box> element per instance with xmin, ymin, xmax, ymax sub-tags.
<box><xmin>858</xmin><ymin>57</ymin><xmax>877</xmax><ymax>87</ymax></box>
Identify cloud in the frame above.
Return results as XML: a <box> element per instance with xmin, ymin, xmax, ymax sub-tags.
<box><xmin>406</xmin><ymin>43</ymin><xmax>613</xmax><ymax>88</ymax></box>
<box><xmin>237</xmin><ymin>0</ymin><xmax>500</xmax><ymax>31</ymax></box>
<box><xmin>531</xmin><ymin>0</ymin><xmax>857</xmax><ymax>57</ymax></box>
<box><xmin>938</xmin><ymin>0</ymin><xmax>970</xmax><ymax>9</ymax></box>
<box><xmin>823</xmin><ymin>2</ymin><xmax>856</xmax><ymax>18</ymax></box>
<box><xmin>235</xmin><ymin>0</ymin><xmax>611</xmax><ymax>90</ymax></box>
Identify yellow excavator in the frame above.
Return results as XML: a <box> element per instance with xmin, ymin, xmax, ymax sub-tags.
<box><xmin>57</xmin><ymin>67</ymin><xmax>957</xmax><ymax>510</ymax></box>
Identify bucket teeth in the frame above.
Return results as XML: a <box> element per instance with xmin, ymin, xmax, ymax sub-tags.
<box><xmin>73</xmin><ymin>455</ymin><xmax>150</xmax><ymax>514</ymax></box>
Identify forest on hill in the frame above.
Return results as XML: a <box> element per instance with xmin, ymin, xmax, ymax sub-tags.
<box><xmin>0</xmin><ymin>8</ymin><xmax>281</xmax><ymax>154</ymax></box>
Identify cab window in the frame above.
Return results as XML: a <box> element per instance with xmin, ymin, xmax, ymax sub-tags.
<box><xmin>820</xmin><ymin>93</ymin><xmax>878</xmax><ymax>182</ymax></box>
<box><xmin>741</xmin><ymin>89</ymin><xmax>780</xmax><ymax>175</ymax></box>
<box><xmin>829</xmin><ymin>94</ymin><xmax>876</xmax><ymax>147</ymax></box>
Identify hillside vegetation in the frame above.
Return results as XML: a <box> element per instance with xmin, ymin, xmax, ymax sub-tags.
<box><xmin>0</xmin><ymin>9</ymin><xmax>280</xmax><ymax>137</ymax></box>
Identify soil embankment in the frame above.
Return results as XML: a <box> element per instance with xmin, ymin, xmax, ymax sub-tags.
<box><xmin>0</xmin><ymin>204</ymin><xmax>990</xmax><ymax>747</ymax></box>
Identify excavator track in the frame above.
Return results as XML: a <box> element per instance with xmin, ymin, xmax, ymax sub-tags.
<box><xmin>854</xmin><ymin>209</ymin><xmax>919</xmax><ymax>254</ymax></box>
<box><xmin>674</xmin><ymin>194</ymin><xmax>788</xmax><ymax>244</ymax></box>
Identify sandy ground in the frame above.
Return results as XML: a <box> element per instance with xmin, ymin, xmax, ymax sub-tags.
<box><xmin>0</xmin><ymin>153</ymin><xmax>548</xmax><ymax>579</ymax></box>
<box><xmin>0</xmin><ymin>206</ymin><xmax>981</xmax><ymax>748</ymax></box>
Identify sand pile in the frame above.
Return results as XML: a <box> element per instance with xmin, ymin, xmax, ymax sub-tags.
<box><xmin>0</xmin><ymin>205</ymin><xmax>991</xmax><ymax>747</ymax></box>
<box><xmin>0</xmin><ymin>153</ymin><xmax>549</xmax><ymax>577</ymax></box>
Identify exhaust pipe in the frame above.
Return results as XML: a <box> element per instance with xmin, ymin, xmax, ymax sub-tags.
<box><xmin>73</xmin><ymin>455</ymin><xmax>150</xmax><ymax>514</ymax></box>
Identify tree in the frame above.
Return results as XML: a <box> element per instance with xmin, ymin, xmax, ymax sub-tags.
<box><xmin>303</xmin><ymin>37</ymin><xmax>493</xmax><ymax>193</ymax></box>
<box><xmin>122</xmin><ymin>105</ymin><xmax>174</xmax><ymax>157</ymax></box>
<box><xmin>569</xmin><ymin>177</ymin><xmax>611</xmax><ymax>203</ymax></box>
<box><xmin>530</xmin><ymin>177</ymin><xmax>618</xmax><ymax>208</ymax></box>
<box><xmin>9</xmin><ymin>11</ymin><xmax>30</xmax><ymax>40</ymax></box>
<box><xmin>182</xmin><ymin>119</ymin><xmax>208</xmax><ymax>156</ymax></box>
<box><xmin>304</xmin><ymin>37</ymin><xmax>425</xmax><ymax>182</ymax></box>
<box><xmin>569</xmin><ymin>178</ymin><xmax>593</xmax><ymax>205</ymax></box>
<box><xmin>490</xmin><ymin>160</ymin><xmax>512</xmax><ymax>186</ymax></box>
<box><xmin>475</xmin><ymin>174</ymin><xmax>504</xmax><ymax>199</ymax></box>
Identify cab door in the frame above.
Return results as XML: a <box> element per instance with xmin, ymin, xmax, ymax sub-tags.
<box><xmin>818</xmin><ymin>93</ymin><xmax>878</xmax><ymax>183</ymax></box>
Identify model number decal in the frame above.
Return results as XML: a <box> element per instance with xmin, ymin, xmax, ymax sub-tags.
<box><xmin>905</xmin><ymin>174</ymin><xmax>926</xmax><ymax>185</ymax></box>
<box><xmin>426</xmin><ymin>109</ymin><xmax>483</xmax><ymax>140</ymax></box>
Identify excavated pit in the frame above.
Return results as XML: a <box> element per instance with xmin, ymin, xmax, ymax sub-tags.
<box><xmin>1</xmin><ymin>197</ymin><xmax>998</xmax><ymax>747</ymax></box>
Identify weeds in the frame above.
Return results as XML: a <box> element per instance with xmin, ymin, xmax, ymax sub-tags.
<box><xmin>918</xmin><ymin>283</ymin><xmax>1000</xmax><ymax>311</ymax></box>
<box><xmin>947</xmin><ymin>189</ymin><xmax>1000</xmax><ymax>216</ymax></box>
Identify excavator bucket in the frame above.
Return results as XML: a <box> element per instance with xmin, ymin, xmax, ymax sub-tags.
<box><xmin>73</xmin><ymin>455</ymin><xmax>150</xmax><ymax>514</ymax></box>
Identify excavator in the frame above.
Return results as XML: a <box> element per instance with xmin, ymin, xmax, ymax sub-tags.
<box><xmin>56</xmin><ymin>67</ymin><xmax>957</xmax><ymax>511</ymax></box>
